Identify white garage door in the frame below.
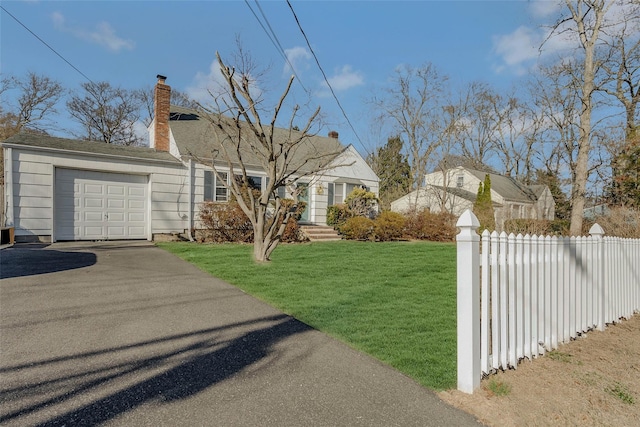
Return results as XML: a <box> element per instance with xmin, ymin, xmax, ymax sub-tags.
<box><xmin>55</xmin><ymin>169</ymin><xmax>148</xmax><ymax>241</ymax></box>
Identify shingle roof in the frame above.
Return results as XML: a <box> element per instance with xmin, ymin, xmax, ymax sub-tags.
<box><xmin>465</xmin><ymin>168</ymin><xmax>538</xmax><ymax>203</ymax></box>
<box><xmin>168</xmin><ymin>105</ymin><xmax>345</xmax><ymax>173</ymax></box>
<box><xmin>2</xmin><ymin>132</ymin><xmax>181</xmax><ymax>164</ymax></box>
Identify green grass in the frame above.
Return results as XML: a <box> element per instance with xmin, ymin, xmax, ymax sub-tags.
<box><xmin>158</xmin><ymin>240</ymin><xmax>457</xmax><ymax>390</ymax></box>
<box><xmin>607</xmin><ymin>382</ymin><xmax>635</xmax><ymax>405</ymax></box>
<box><xmin>485</xmin><ymin>378</ymin><xmax>511</xmax><ymax>396</ymax></box>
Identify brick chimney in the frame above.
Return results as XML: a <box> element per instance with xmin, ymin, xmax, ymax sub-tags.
<box><xmin>153</xmin><ymin>74</ymin><xmax>171</xmax><ymax>152</ymax></box>
<box><xmin>328</xmin><ymin>130</ymin><xmax>339</xmax><ymax>139</ymax></box>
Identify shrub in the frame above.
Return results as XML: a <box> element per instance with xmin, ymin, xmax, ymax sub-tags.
<box><xmin>503</xmin><ymin>219</ymin><xmax>551</xmax><ymax>236</ymax></box>
<box><xmin>327</xmin><ymin>203</ymin><xmax>352</xmax><ymax>227</ymax></box>
<box><xmin>198</xmin><ymin>201</ymin><xmax>253</xmax><ymax>243</ymax></box>
<box><xmin>198</xmin><ymin>199</ymin><xmax>307</xmax><ymax>243</ymax></box>
<box><xmin>344</xmin><ymin>188</ymin><xmax>378</xmax><ymax>218</ymax></box>
<box><xmin>274</xmin><ymin>199</ymin><xmax>307</xmax><ymax>243</ymax></box>
<box><xmin>550</xmin><ymin>219</ymin><xmax>570</xmax><ymax>236</ymax></box>
<box><xmin>582</xmin><ymin>206</ymin><xmax>640</xmax><ymax>238</ymax></box>
<box><xmin>374</xmin><ymin>211</ymin><xmax>406</xmax><ymax>241</ymax></box>
<box><xmin>340</xmin><ymin>216</ymin><xmax>375</xmax><ymax>241</ymax></box>
<box><xmin>403</xmin><ymin>209</ymin><xmax>457</xmax><ymax>242</ymax></box>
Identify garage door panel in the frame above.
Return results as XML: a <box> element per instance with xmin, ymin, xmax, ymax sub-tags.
<box><xmin>106</xmin><ymin>226</ymin><xmax>126</xmax><ymax>237</ymax></box>
<box><xmin>108</xmin><ymin>199</ymin><xmax>125</xmax><ymax>209</ymax></box>
<box><xmin>108</xmin><ymin>185</ymin><xmax>125</xmax><ymax>195</ymax></box>
<box><xmin>128</xmin><ymin>187</ymin><xmax>145</xmax><ymax>197</ymax></box>
<box><xmin>84</xmin><ymin>184</ymin><xmax>104</xmax><ymax>194</ymax></box>
<box><xmin>55</xmin><ymin>169</ymin><xmax>148</xmax><ymax>240</ymax></box>
<box><xmin>128</xmin><ymin>212</ymin><xmax>145</xmax><ymax>222</ymax></box>
<box><xmin>128</xmin><ymin>199</ymin><xmax>145</xmax><ymax>209</ymax></box>
<box><xmin>84</xmin><ymin>197</ymin><xmax>104</xmax><ymax>208</ymax></box>
<box><xmin>109</xmin><ymin>212</ymin><xmax>125</xmax><ymax>222</ymax></box>
<box><xmin>83</xmin><ymin>226</ymin><xmax>104</xmax><ymax>238</ymax></box>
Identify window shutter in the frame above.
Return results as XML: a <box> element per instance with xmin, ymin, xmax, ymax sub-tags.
<box><xmin>327</xmin><ymin>183</ymin><xmax>334</xmax><ymax>206</ymax></box>
<box><xmin>204</xmin><ymin>170</ymin><xmax>213</xmax><ymax>201</ymax></box>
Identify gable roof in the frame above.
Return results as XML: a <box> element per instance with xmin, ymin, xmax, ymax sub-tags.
<box><xmin>168</xmin><ymin>105</ymin><xmax>345</xmax><ymax>174</ymax></box>
<box><xmin>464</xmin><ymin>168</ymin><xmax>538</xmax><ymax>203</ymax></box>
<box><xmin>2</xmin><ymin>132</ymin><xmax>181</xmax><ymax>164</ymax></box>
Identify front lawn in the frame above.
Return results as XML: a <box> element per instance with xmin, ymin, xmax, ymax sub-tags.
<box><xmin>158</xmin><ymin>240</ymin><xmax>457</xmax><ymax>390</ymax></box>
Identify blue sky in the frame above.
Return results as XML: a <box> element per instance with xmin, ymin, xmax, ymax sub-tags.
<box><xmin>1</xmin><ymin>0</ymin><xmax>567</xmax><ymax>155</ymax></box>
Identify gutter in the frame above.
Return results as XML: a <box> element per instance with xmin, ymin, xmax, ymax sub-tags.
<box><xmin>1</xmin><ymin>142</ymin><xmax>183</xmax><ymax>166</ymax></box>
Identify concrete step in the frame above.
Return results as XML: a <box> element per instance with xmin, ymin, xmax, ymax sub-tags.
<box><xmin>300</xmin><ymin>225</ymin><xmax>342</xmax><ymax>241</ymax></box>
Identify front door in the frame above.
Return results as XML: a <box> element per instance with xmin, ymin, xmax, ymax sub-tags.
<box><xmin>297</xmin><ymin>183</ymin><xmax>309</xmax><ymax>222</ymax></box>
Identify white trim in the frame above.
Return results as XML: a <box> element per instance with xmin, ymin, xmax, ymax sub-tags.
<box><xmin>4</xmin><ymin>147</ymin><xmax>14</xmax><ymax>227</ymax></box>
<box><xmin>1</xmin><ymin>142</ymin><xmax>181</xmax><ymax>166</ymax></box>
<box><xmin>146</xmin><ymin>174</ymin><xmax>153</xmax><ymax>241</ymax></box>
<box><xmin>51</xmin><ymin>164</ymin><xmax>56</xmax><ymax>242</ymax></box>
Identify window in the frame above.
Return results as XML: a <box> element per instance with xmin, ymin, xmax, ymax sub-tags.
<box><xmin>333</xmin><ymin>183</ymin><xmax>344</xmax><ymax>205</ymax></box>
<box><xmin>235</xmin><ymin>174</ymin><xmax>263</xmax><ymax>191</ymax></box>
<box><xmin>204</xmin><ymin>170</ymin><xmax>228</xmax><ymax>202</ymax></box>
<box><xmin>215</xmin><ymin>172</ymin><xmax>228</xmax><ymax>202</ymax></box>
<box><xmin>456</xmin><ymin>175</ymin><xmax>464</xmax><ymax>188</ymax></box>
<box><xmin>265</xmin><ymin>177</ymin><xmax>287</xmax><ymax>199</ymax></box>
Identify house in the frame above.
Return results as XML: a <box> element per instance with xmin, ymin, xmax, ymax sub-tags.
<box><xmin>1</xmin><ymin>75</ymin><xmax>378</xmax><ymax>242</ymax></box>
<box><xmin>391</xmin><ymin>166</ymin><xmax>555</xmax><ymax>230</ymax></box>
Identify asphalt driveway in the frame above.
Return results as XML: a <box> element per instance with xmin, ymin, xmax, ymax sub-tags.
<box><xmin>0</xmin><ymin>241</ymin><xmax>482</xmax><ymax>426</ymax></box>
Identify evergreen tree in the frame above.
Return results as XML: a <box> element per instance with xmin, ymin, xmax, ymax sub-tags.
<box><xmin>535</xmin><ymin>169</ymin><xmax>570</xmax><ymax>220</ymax></box>
<box><xmin>366</xmin><ymin>136</ymin><xmax>412</xmax><ymax>210</ymax></box>
<box><xmin>473</xmin><ymin>174</ymin><xmax>495</xmax><ymax>232</ymax></box>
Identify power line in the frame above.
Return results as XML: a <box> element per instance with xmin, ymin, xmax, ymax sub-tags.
<box><xmin>0</xmin><ymin>5</ymin><xmax>95</xmax><ymax>85</ymax></box>
<box><xmin>285</xmin><ymin>0</ymin><xmax>370</xmax><ymax>156</ymax></box>
<box><xmin>243</xmin><ymin>0</ymin><xmax>308</xmax><ymax>93</ymax></box>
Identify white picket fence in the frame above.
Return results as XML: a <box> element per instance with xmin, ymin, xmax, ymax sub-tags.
<box><xmin>456</xmin><ymin>209</ymin><xmax>640</xmax><ymax>393</ymax></box>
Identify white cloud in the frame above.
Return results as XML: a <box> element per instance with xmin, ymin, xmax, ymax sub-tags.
<box><xmin>492</xmin><ymin>26</ymin><xmax>541</xmax><ymax>75</ymax></box>
<box><xmin>283</xmin><ymin>46</ymin><xmax>311</xmax><ymax>76</ymax></box>
<box><xmin>186</xmin><ymin>58</ymin><xmax>263</xmax><ymax>106</ymax></box>
<box><xmin>317</xmin><ymin>65</ymin><xmax>364</xmax><ymax>97</ymax></box>
<box><xmin>51</xmin><ymin>11</ymin><xmax>134</xmax><ymax>53</ymax></box>
<box><xmin>186</xmin><ymin>60</ymin><xmax>226</xmax><ymax>104</ymax></box>
<box><xmin>529</xmin><ymin>0</ymin><xmax>563</xmax><ymax>19</ymax></box>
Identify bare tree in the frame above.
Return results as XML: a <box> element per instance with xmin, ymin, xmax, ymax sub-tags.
<box><xmin>201</xmin><ymin>50</ymin><xmax>344</xmax><ymax>262</ymax></box>
<box><xmin>598</xmin><ymin>2</ymin><xmax>640</xmax><ymax>141</ymax></box>
<box><xmin>370</xmin><ymin>63</ymin><xmax>449</xmax><ymax>193</ymax></box>
<box><xmin>456</xmin><ymin>82</ymin><xmax>500</xmax><ymax>168</ymax></box>
<box><xmin>0</xmin><ymin>72</ymin><xmax>64</xmax><ymax>139</ymax></box>
<box><xmin>489</xmin><ymin>93</ymin><xmax>542</xmax><ymax>183</ymax></box>
<box><xmin>596</xmin><ymin>4</ymin><xmax>640</xmax><ymax>206</ymax></box>
<box><xmin>0</xmin><ymin>72</ymin><xmax>63</xmax><ymax>222</ymax></box>
<box><xmin>546</xmin><ymin>0</ymin><xmax>613</xmax><ymax>235</ymax></box>
<box><xmin>67</xmin><ymin>81</ymin><xmax>143</xmax><ymax>145</ymax></box>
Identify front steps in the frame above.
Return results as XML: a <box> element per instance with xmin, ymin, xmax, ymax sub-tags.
<box><xmin>300</xmin><ymin>225</ymin><xmax>342</xmax><ymax>241</ymax></box>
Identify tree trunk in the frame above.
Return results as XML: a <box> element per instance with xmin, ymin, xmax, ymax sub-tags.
<box><xmin>567</xmin><ymin>0</ymin><xmax>605</xmax><ymax>236</ymax></box>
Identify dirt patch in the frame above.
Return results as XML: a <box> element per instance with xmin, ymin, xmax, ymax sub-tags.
<box><xmin>439</xmin><ymin>314</ymin><xmax>640</xmax><ymax>426</ymax></box>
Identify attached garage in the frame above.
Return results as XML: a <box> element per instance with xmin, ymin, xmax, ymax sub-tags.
<box><xmin>54</xmin><ymin>169</ymin><xmax>149</xmax><ymax>241</ymax></box>
<box><xmin>2</xmin><ymin>133</ymin><xmax>189</xmax><ymax>243</ymax></box>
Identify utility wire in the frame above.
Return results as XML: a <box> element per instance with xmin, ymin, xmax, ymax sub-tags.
<box><xmin>0</xmin><ymin>5</ymin><xmax>95</xmax><ymax>85</ymax></box>
<box><xmin>285</xmin><ymin>0</ymin><xmax>370</xmax><ymax>156</ymax></box>
<box><xmin>243</xmin><ymin>0</ymin><xmax>308</xmax><ymax>93</ymax></box>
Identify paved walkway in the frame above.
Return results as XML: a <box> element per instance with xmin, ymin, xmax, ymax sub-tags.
<box><xmin>0</xmin><ymin>242</ymin><xmax>482</xmax><ymax>426</ymax></box>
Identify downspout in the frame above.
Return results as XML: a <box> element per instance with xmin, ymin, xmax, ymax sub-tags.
<box><xmin>187</xmin><ymin>158</ymin><xmax>195</xmax><ymax>241</ymax></box>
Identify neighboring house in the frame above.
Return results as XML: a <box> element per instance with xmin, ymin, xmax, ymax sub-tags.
<box><xmin>391</xmin><ymin>166</ymin><xmax>555</xmax><ymax>230</ymax></box>
<box><xmin>1</xmin><ymin>75</ymin><xmax>378</xmax><ymax>242</ymax></box>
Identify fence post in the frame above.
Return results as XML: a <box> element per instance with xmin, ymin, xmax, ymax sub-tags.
<box><xmin>456</xmin><ymin>209</ymin><xmax>480</xmax><ymax>393</ymax></box>
<box><xmin>589</xmin><ymin>223</ymin><xmax>605</xmax><ymax>331</ymax></box>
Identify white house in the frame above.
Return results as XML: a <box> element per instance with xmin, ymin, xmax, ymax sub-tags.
<box><xmin>391</xmin><ymin>166</ymin><xmax>555</xmax><ymax>230</ymax></box>
<box><xmin>1</xmin><ymin>76</ymin><xmax>378</xmax><ymax>243</ymax></box>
